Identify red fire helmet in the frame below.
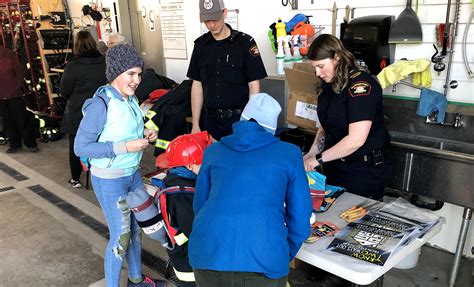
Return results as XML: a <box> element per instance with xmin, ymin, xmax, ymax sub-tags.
<box><xmin>156</xmin><ymin>131</ymin><xmax>212</xmax><ymax>169</ymax></box>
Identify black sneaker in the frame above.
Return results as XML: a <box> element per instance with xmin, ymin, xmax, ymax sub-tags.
<box><xmin>68</xmin><ymin>178</ymin><xmax>82</xmax><ymax>188</ymax></box>
<box><xmin>127</xmin><ymin>275</ymin><xmax>166</xmax><ymax>287</ymax></box>
<box><xmin>0</xmin><ymin>136</ymin><xmax>8</xmax><ymax>145</ymax></box>
<box><xmin>28</xmin><ymin>146</ymin><xmax>39</xmax><ymax>153</ymax></box>
<box><xmin>6</xmin><ymin>146</ymin><xmax>22</xmax><ymax>153</ymax></box>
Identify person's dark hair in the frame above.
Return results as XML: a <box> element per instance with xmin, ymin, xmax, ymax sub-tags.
<box><xmin>73</xmin><ymin>30</ymin><xmax>97</xmax><ymax>56</ymax></box>
<box><xmin>307</xmin><ymin>34</ymin><xmax>357</xmax><ymax>94</ymax></box>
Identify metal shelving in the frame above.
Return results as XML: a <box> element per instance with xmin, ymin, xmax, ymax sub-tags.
<box><xmin>0</xmin><ymin>0</ymin><xmax>48</xmax><ymax>111</ymax></box>
<box><xmin>36</xmin><ymin>24</ymin><xmax>72</xmax><ymax>105</ymax></box>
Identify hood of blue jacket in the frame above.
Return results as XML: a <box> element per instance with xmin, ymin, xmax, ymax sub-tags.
<box><xmin>220</xmin><ymin>121</ymin><xmax>278</xmax><ymax>152</ymax></box>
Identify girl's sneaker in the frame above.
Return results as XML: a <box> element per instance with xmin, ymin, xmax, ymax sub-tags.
<box><xmin>127</xmin><ymin>276</ymin><xmax>166</xmax><ymax>287</ymax></box>
<box><xmin>68</xmin><ymin>179</ymin><xmax>82</xmax><ymax>188</ymax></box>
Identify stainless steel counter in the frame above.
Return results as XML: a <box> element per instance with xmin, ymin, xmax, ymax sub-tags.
<box><xmin>388</xmin><ymin>131</ymin><xmax>474</xmax><ymax>209</ymax></box>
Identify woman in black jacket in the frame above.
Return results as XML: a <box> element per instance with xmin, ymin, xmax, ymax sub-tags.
<box><xmin>60</xmin><ymin>30</ymin><xmax>107</xmax><ymax>188</ymax></box>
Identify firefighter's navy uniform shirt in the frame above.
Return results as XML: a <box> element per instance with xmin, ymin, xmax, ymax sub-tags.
<box><xmin>186</xmin><ymin>24</ymin><xmax>267</xmax><ymax>139</ymax></box>
<box><xmin>317</xmin><ymin>69</ymin><xmax>390</xmax><ymax>158</ymax></box>
<box><xmin>317</xmin><ymin>69</ymin><xmax>391</xmax><ymax>199</ymax></box>
<box><xmin>186</xmin><ymin>24</ymin><xmax>267</xmax><ymax>109</ymax></box>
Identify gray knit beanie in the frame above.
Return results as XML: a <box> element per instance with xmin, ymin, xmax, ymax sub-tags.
<box><xmin>105</xmin><ymin>44</ymin><xmax>144</xmax><ymax>82</ymax></box>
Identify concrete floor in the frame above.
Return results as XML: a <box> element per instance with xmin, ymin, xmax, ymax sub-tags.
<box><xmin>0</xmin><ymin>138</ymin><xmax>171</xmax><ymax>287</ymax></box>
<box><xmin>0</xmin><ymin>137</ymin><xmax>472</xmax><ymax>287</ymax></box>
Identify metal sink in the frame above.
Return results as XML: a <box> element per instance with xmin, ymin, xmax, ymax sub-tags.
<box><xmin>390</xmin><ymin>131</ymin><xmax>474</xmax><ymax>158</ymax></box>
<box><xmin>440</xmin><ymin>141</ymin><xmax>474</xmax><ymax>155</ymax></box>
<box><xmin>387</xmin><ymin>131</ymin><xmax>474</xmax><ymax>209</ymax></box>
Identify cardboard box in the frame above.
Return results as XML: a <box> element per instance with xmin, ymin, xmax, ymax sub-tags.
<box><xmin>284</xmin><ymin>63</ymin><xmax>322</xmax><ymax>132</ymax></box>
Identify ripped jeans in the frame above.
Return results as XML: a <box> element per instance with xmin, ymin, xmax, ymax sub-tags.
<box><xmin>91</xmin><ymin>170</ymin><xmax>144</xmax><ymax>287</ymax></box>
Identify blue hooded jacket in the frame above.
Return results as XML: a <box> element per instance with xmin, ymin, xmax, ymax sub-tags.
<box><xmin>189</xmin><ymin>121</ymin><xmax>312</xmax><ymax>279</ymax></box>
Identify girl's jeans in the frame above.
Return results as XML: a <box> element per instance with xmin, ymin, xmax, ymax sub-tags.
<box><xmin>92</xmin><ymin>170</ymin><xmax>144</xmax><ymax>287</ymax></box>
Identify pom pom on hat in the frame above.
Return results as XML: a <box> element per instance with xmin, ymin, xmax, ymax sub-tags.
<box><xmin>105</xmin><ymin>44</ymin><xmax>144</xmax><ymax>82</ymax></box>
<box><xmin>240</xmin><ymin>93</ymin><xmax>282</xmax><ymax>135</ymax></box>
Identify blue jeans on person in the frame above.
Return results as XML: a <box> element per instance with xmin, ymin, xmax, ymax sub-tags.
<box><xmin>91</xmin><ymin>169</ymin><xmax>144</xmax><ymax>287</ymax></box>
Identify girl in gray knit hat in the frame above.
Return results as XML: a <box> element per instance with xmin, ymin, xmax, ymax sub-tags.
<box><xmin>74</xmin><ymin>44</ymin><xmax>166</xmax><ymax>287</ymax></box>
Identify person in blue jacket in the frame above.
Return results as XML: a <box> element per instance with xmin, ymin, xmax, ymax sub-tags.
<box><xmin>74</xmin><ymin>44</ymin><xmax>165</xmax><ymax>287</ymax></box>
<box><xmin>189</xmin><ymin>93</ymin><xmax>312</xmax><ymax>287</ymax></box>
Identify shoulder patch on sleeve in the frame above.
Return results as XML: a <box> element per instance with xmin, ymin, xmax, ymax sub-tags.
<box><xmin>349</xmin><ymin>81</ymin><xmax>371</xmax><ymax>97</ymax></box>
<box><xmin>249</xmin><ymin>44</ymin><xmax>260</xmax><ymax>57</ymax></box>
<box><xmin>349</xmin><ymin>71</ymin><xmax>362</xmax><ymax>79</ymax></box>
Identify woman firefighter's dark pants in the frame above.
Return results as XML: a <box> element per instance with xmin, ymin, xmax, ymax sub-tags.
<box><xmin>324</xmin><ymin>151</ymin><xmax>392</xmax><ymax>200</ymax></box>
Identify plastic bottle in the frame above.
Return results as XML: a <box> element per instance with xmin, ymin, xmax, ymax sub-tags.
<box><xmin>291</xmin><ymin>17</ymin><xmax>315</xmax><ymax>56</ymax></box>
<box><xmin>283</xmin><ymin>35</ymin><xmax>294</xmax><ymax>69</ymax></box>
<box><xmin>275</xmin><ymin>18</ymin><xmax>287</xmax><ymax>39</ymax></box>
<box><xmin>276</xmin><ymin>37</ymin><xmax>285</xmax><ymax>75</ymax></box>
<box><xmin>292</xmin><ymin>35</ymin><xmax>303</xmax><ymax>63</ymax></box>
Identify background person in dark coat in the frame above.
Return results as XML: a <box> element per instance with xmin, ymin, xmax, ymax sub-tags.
<box><xmin>60</xmin><ymin>30</ymin><xmax>107</xmax><ymax>188</ymax></box>
<box><xmin>0</xmin><ymin>46</ymin><xmax>38</xmax><ymax>153</ymax></box>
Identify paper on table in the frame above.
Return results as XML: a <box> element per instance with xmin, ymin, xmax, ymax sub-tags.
<box><xmin>327</xmin><ymin>212</ymin><xmax>420</xmax><ymax>266</ymax></box>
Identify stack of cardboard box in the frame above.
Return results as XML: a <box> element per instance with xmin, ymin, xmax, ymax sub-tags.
<box><xmin>284</xmin><ymin>63</ymin><xmax>322</xmax><ymax>132</ymax></box>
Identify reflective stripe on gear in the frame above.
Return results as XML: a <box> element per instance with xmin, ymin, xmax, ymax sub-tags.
<box><xmin>172</xmin><ymin>267</ymin><xmax>195</xmax><ymax>282</ymax></box>
<box><xmin>144</xmin><ymin>119</ymin><xmax>159</xmax><ymax>131</ymax></box>
<box><xmin>145</xmin><ymin>110</ymin><xmax>156</xmax><ymax>119</ymax></box>
<box><xmin>155</xmin><ymin>138</ymin><xmax>170</xmax><ymax>150</ymax></box>
<box><xmin>174</xmin><ymin>232</ymin><xmax>188</xmax><ymax>246</ymax></box>
<box><xmin>144</xmin><ymin>110</ymin><xmax>159</xmax><ymax>131</ymax></box>
<box><xmin>35</xmin><ymin>115</ymin><xmax>45</xmax><ymax>128</ymax></box>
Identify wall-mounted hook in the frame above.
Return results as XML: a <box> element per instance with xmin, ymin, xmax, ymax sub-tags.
<box><xmin>148</xmin><ymin>10</ymin><xmax>155</xmax><ymax>31</ymax></box>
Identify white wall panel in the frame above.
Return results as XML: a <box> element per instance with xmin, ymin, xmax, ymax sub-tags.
<box><xmin>65</xmin><ymin>1</ymin><xmax>473</xmax><ymax>103</ymax></box>
<box><xmin>157</xmin><ymin>0</ymin><xmax>474</xmax><ymax>104</ymax></box>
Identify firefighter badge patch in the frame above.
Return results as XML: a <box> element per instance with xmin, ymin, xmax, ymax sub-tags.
<box><xmin>349</xmin><ymin>81</ymin><xmax>371</xmax><ymax>97</ymax></box>
<box><xmin>249</xmin><ymin>44</ymin><xmax>260</xmax><ymax>57</ymax></box>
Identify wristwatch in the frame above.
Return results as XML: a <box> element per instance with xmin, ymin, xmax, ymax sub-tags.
<box><xmin>315</xmin><ymin>154</ymin><xmax>324</xmax><ymax>166</ymax></box>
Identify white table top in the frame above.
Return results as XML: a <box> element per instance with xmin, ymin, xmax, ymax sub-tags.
<box><xmin>296</xmin><ymin>192</ymin><xmax>443</xmax><ymax>285</ymax></box>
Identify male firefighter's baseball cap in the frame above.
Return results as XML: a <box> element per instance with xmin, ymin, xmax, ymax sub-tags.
<box><xmin>200</xmin><ymin>0</ymin><xmax>225</xmax><ymax>22</ymax></box>
<box><xmin>156</xmin><ymin>131</ymin><xmax>212</xmax><ymax>169</ymax></box>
